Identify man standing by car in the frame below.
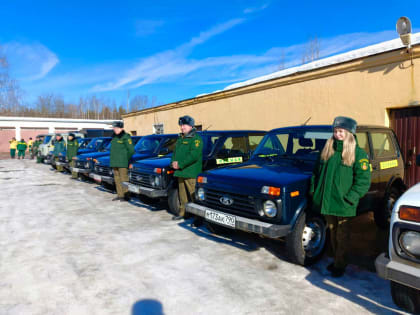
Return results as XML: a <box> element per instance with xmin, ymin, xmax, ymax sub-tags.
<box><xmin>66</xmin><ymin>133</ymin><xmax>79</xmax><ymax>179</ymax></box>
<box><xmin>53</xmin><ymin>134</ymin><xmax>66</xmax><ymax>172</ymax></box>
<box><xmin>17</xmin><ymin>138</ymin><xmax>28</xmax><ymax>160</ymax></box>
<box><xmin>171</xmin><ymin>115</ymin><xmax>203</xmax><ymax>221</ymax></box>
<box><xmin>110</xmin><ymin>121</ymin><xmax>135</xmax><ymax>201</ymax></box>
<box><xmin>27</xmin><ymin>137</ymin><xmax>34</xmax><ymax>159</ymax></box>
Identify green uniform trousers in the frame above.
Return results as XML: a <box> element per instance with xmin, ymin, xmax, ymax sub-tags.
<box><xmin>70</xmin><ymin>160</ymin><xmax>78</xmax><ymax>179</ymax></box>
<box><xmin>325</xmin><ymin>215</ymin><xmax>351</xmax><ymax>269</ymax></box>
<box><xmin>10</xmin><ymin>149</ymin><xmax>16</xmax><ymax>158</ymax></box>
<box><xmin>17</xmin><ymin>150</ymin><xmax>25</xmax><ymax>158</ymax></box>
<box><xmin>55</xmin><ymin>157</ymin><xmax>64</xmax><ymax>172</ymax></box>
<box><xmin>178</xmin><ymin>177</ymin><xmax>196</xmax><ymax>217</ymax></box>
<box><xmin>114</xmin><ymin>168</ymin><xmax>129</xmax><ymax>198</ymax></box>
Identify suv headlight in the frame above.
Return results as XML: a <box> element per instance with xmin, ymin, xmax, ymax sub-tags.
<box><xmin>197</xmin><ymin>188</ymin><xmax>205</xmax><ymax>201</ymax></box>
<box><xmin>263</xmin><ymin>200</ymin><xmax>277</xmax><ymax>218</ymax></box>
<box><xmin>109</xmin><ymin>169</ymin><xmax>113</xmax><ymax>176</ymax></box>
<box><xmin>399</xmin><ymin>231</ymin><xmax>420</xmax><ymax>258</ymax></box>
<box><xmin>150</xmin><ymin>175</ymin><xmax>161</xmax><ymax>187</ymax></box>
<box><xmin>85</xmin><ymin>161</ymin><xmax>90</xmax><ymax>168</ymax></box>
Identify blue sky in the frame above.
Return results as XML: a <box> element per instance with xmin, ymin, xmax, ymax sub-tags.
<box><xmin>1</xmin><ymin>0</ymin><xmax>420</xmax><ymax>106</ymax></box>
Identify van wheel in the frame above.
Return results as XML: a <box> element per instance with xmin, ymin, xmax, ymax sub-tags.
<box><xmin>168</xmin><ymin>186</ymin><xmax>180</xmax><ymax>216</ymax></box>
<box><xmin>390</xmin><ymin>281</ymin><xmax>420</xmax><ymax>314</ymax></box>
<box><xmin>286</xmin><ymin>212</ymin><xmax>327</xmax><ymax>266</ymax></box>
<box><xmin>374</xmin><ymin>187</ymin><xmax>401</xmax><ymax>230</ymax></box>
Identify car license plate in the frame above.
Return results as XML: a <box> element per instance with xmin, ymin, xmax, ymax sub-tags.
<box><xmin>93</xmin><ymin>174</ymin><xmax>102</xmax><ymax>182</ymax></box>
<box><xmin>128</xmin><ymin>183</ymin><xmax>140</xmax><ymax>194</ymax></box>
<box><xmin>205</xmin><ymin>210</ymin><xmax>235</xmax><ymax>228</ymax></box>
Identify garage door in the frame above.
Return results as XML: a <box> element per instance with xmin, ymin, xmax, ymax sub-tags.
<box><xmin>389</xmin><ymin>106</ymin><xmax>420</xmax><ymax>187</ymax></box>
<box><xmin>0</xmin><ymin>128</ymin><xmax>17</xmax><ymax>152</ymax></box>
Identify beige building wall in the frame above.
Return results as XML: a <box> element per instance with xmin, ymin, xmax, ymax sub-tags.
<box><xmin>123</xmin><ymin>47</ymin><xmax>420</xmax><ymax>135</ymax></box>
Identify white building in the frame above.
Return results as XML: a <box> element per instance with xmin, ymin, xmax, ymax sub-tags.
<box><xmin>0</xmin><ymin>116</ymin><xmax>116</xmax><ymax>152</ymax></box>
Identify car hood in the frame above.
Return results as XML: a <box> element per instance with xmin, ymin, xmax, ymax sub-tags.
<box><xmin>133</xmin><ymin>157</ymin><xmax>171</xmax><ymax>170</ymax></box>
<box><xmin>95</xmin><ymin>153</ymin><xmax>153</xmax><ymax>166</ymax></box>
<box><xmin>77</xmin><ymin>148</ymin><xmax>95</xmax><ymax>155</ymax></box>
<box><xmin>395</xmin><ymin>182</ymin><xmax>420</xmax><ymax>210</ymax></box>
<box><xmin>203</xmin><ymin>161</ymin><xmax>312</xmax><ymax>191</ymax></box>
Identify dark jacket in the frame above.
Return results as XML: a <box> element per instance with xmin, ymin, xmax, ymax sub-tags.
<box><xmin>171</xmin><ymin>129</ymin><xmax>203</xmax><ymax>178</ymax></box>
<box><xmin>17</xmin><ymin>141</ymin><xmax>27</xmax><ymax>151</ymax></box>
<box><xmin>110</xmin><ymin>131</ymin><xmax>135</xmax><ymax>168</ymax></box>
<box><xmin>53</xmin><ymin>138</ymin><xmax>66</xmax><ymax>157</ymax></box>
<box><xmin>66</xmin><ymin>139</ymin><xmax>79</xmax><ymax>160</ymax></box>
<box><xmin>310</xmin><ymin>139</ymin><xmax>371</xmax><ymax>217</ymax></box>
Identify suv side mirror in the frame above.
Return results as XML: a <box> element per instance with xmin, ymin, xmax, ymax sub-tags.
<box><xmin>416</xmin><ymin>154</ymin><xmax>420</xmax><ymax>167</ymax></box>
<box><xmin>159</xmin><ymin>148</ymin><xmax>170</xmax><ymax>155</ymax></box>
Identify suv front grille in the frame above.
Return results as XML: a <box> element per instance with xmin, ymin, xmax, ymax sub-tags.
<box><xmin>202</xmin><ymin>188</ymin><xmax>257</xmax><ymax>216</ymax></box>
<box><xmin>129</xmin><ymin>170</ymin><xmax>153</xmax><ymax>188</ymax></box>
<box><xmin>95</xmin><ymin>165</ymin><xmax>112</xmax><ymax>177</ymax></box>
<box><xmin>76</xmin><ymin>160</ymin><xmax>88</xmax><ymax>169</ymax></box>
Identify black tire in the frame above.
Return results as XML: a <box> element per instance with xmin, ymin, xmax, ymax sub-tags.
<box><xmin>168</xmin><ymin>186</ymin><xmax>180</xmax><ymax>216</ymax></box>
<box><xmin>286</xmin><ymin>212</ymin><xmax>328</xmax><ymax>266</ymax></box>
<box><xmin>375</xmin><ymin>186</ymin><xmax>401</xmax><ymax>230</ymax></box>
<box><xmin>390</xmin><ymin>281</ymin><xmax>420</xmax><ymax>314</ymax></box>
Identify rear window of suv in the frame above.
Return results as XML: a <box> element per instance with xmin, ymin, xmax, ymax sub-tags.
<box><xmin>371</xmin><ymin>132</ymin><xmax>397</xmax><ymax>158</ymax></box>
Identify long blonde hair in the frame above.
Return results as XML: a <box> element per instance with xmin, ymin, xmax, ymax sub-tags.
<box><xmin>320</xmin><ymin>130</ymin><xmax>356</xmax><ymax>166</ymax></box>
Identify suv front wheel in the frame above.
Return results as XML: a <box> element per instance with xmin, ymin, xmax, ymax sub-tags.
<box><xmin>374</xmin><ymin>186</ymin><xmax>401</xmax><ymax>229</ymax></box>
<box><xmin>286</xmin><ymin>212</ymin><xmax>328</xmax><ymax>266</ymax></box>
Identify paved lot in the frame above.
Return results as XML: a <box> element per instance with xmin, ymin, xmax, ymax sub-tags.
<box><xmin>0</xmin><ymin>159</ymin><xmax>407</xmax><ymax>315</ymax></box>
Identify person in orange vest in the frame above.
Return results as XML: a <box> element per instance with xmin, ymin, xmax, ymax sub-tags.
<box><xmin>9</xmin><ymin>137</ymin><xmax>18</xmax><ymax>159</ymax></box>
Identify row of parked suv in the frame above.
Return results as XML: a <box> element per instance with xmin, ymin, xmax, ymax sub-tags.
<box><xmin>39</xmin><ymin>124</ymin><xmax>419</xmax><ymax>313</ymax></box>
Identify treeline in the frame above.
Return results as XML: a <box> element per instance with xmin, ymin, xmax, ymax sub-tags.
<box><xmin>0</xmin><ymin>49</ymin><xmax>157</xmax><ymax>119</ymax></box>
<box><xmin>0</xmin><ymin>94</ymin><xmax>157</xmax><ymax>119</ymax></box>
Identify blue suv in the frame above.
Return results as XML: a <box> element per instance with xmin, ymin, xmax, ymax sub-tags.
<box><xmin>186</xmin><ymin>125</ymin><xmax>405</xmax><ymax>266</ymax></box>
<box><xmin>123</xmin><ymin>130</ymin><xmax>266</xmax><ymax>214</ymax></box>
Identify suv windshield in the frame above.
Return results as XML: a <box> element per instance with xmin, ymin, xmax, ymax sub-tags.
<box><xmin>79</xmin><ymin>139</ymin><xmax>90</xmax><ymax>149</ymax></box>
<box><xmin>86</xmin><ymin>139</ymin><xmax>99</xmax><ymax>150</ymax></box>
<box><xmin>135</xmin><ymin>136</ymin><xmax>162</xmax><ymax>153</ymax></box>
<box><xmin>252</xmin><ymin>129</ymin><xmax>332</xmax><ymax>162</ymax></box>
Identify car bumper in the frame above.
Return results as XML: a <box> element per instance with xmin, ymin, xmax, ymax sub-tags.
<box><xmin>70</xmin><ymin>167</ymin><xmax>90</xmax><ymax>174</ymax></box>
<box><xmin>122</xmin><ymin>182</ymin><xmax>168</xmax><ymax>198</ymax></box>
<box><xmin>92</xmin><ymin>174</ymin><xmax>114</xmax><ymax>184</ymax></box>
<box><xmin>375</xmin><ymin>253</ymin><xmax>420</xmax><ymax>290</ymax></box>
<box><xmin>55</xmin><ymin>161</ymin><xmax>68</xmax><ymax>167</ymax></box>
<box><xmin>44</xmin><ymin>159</ymin><xmax>52</xmax><ymax>165</ymax></box>
<box><xmin>186</xmin><ymin>202</ymin><xmax>291</xmax><ymax>238</ymax></box>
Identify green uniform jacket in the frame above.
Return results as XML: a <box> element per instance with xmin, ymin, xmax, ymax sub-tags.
<box><xmin>32</xmin><ymin>140</ymin><xmax>41</xmax><ymax>154</ymax></box>
<box><xmin>53</xmin><ymin>139</ymin><xmax>66</xmax><ymax>157</ymax></box>
<box><xmin>310</xmin><ymin>139</ymin><xmax>371</xmax><ymax>217</ymax></box>
<box><xmin>110</xmin><ymin>131</ymin><xmax>135</xmax><ymax>168</ymax></box>
<box><xmin>66</xmin><ymin>139</ymin><xmax>79</xmax><ymax>160</ymax></box>
<box><xmin>171</xmin><ymin>129</ymin><xmax>203</xmax><ymax>178</ymax></box>
<box><xmin>17</xmin><ymin>141</ymin><xmax>27</xmax><ymax>151</ymax></box>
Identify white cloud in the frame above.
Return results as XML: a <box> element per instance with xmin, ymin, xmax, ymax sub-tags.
<box><xmin>243</xmin><ymin>3</ymin><xmax>270</xmax><ymax>14</ymax></box>
<box><xmin>2</xmin><ymin>42</ymin><xmax>59</xmax><ymax>81</ymax></box>
<box><xmin>91</xmin><ymin>18</ymin><xmax>246</xmax><ymax>92</ymax></box>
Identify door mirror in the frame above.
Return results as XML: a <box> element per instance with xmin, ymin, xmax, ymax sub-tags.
<box><xmin>416</xmin><ymin>154</ymin><xmax>420</xmax><ymax>167</ymax></box>
<box><xmin>159</xmin><ymin>147</ymin><xmax>170</xmax><ymax>155</ymax></box>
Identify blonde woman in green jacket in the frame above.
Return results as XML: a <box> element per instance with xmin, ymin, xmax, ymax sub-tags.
<box><xmin>310</xmin><ymin>116</ymin><xmax>371</xmax><ymax>277</ymax></box>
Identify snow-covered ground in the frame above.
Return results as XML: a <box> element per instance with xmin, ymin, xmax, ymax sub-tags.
<box><xmin>0</xmin><ymin>159</ymin><xmax>407</xmax><ymax>315</ymax></box>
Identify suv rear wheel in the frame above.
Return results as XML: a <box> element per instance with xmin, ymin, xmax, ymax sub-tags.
<box><xmin>374</xmin><ymin>186</ymin><xmax>401</xmax><ymax>229</ymax></box>
<box><xmin>286</xmin><ymin>212</ymin><xmax>328</xmax><ymax>266</ymax></box>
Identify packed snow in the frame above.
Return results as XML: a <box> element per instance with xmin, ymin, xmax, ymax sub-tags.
<box><xmin>0</xmin><ymin>159</ymin><xmax>408</xmax><ymax>315</ymax></box>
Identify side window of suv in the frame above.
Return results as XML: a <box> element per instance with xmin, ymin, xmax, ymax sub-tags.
<box><xmin>356</xmin><ymin>132</ymin><xmax>370</xmax><ymax>156</ymax></box>
<box><xmin>221</xmin><ymin>136</ymin><xmax>248</xmax><ymax>155</ymax></box>
<box><xmin>249</xmin><ymin>135</ymin><xmax>264</xmax><ymax>151</ymax></box>
<box><xmin>370</xmin><ymin>132</ymin><xmax>397</xmax><ymax>158</ymax></box>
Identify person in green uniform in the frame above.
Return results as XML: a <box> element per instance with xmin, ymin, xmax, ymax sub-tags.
<box><xmin>9</xmin><ymin>137</ymin><xmax>18</xmax><ymax>159</ymax></box>
<box><xmin>171</xmin><ymin>115</ymin><xmax>203</xmax><ymax>221</ymax></box>
<box><xmin>110</xmin><ymin>121</ymin><xmax>135</xmax><ymax>201</ymax></box>
<box><xmin>52</xmin><ymin>134</ymin><xmax>66</xmax><ymax>172</ymax></box>
<box><xmin>32</xmin><ymin>137</ymin><xmax>42</xmax><ymax>162</ymax></box>
<box><xmin>66</xmin><ymin>133</ymin><xmax>79</xmax><ymax>179</ymax></box>
<box><xmin>17</xmin><ymin>139</ymin><xmax>28</xmax><ymax>159</ymax></box>
<box><xmin>310</xmin><ymin>116</ymin><xmax>371</xmax><ymax>277</ymax></box>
